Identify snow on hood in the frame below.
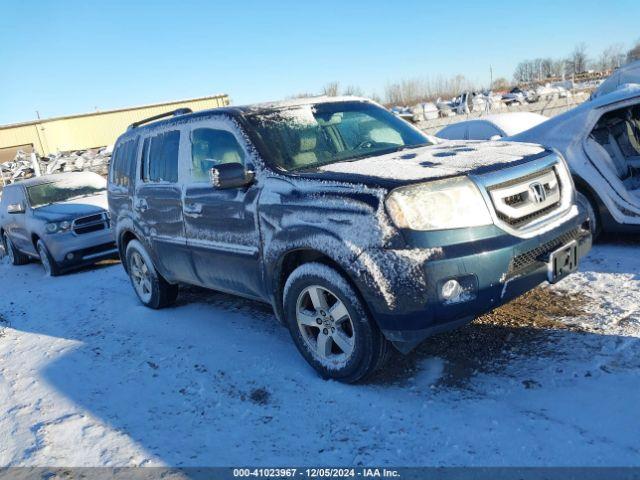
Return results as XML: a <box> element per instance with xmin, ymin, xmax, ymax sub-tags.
<box><xmin>33</xmin><ymin>192</ymin><xmax>108</xmax><ymax>219</ymax></box>
<box><xmin>318</xmin><ymin>140</ymin><xmax>545</xmax><ymax>182</ymax></box>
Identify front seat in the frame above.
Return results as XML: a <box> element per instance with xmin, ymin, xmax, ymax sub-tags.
<box><xmin>585</xmin><ymin>136</ymin><xmax>635</xmax><ymax>189</ymax></box>
<box><xmin>290</xmin><ymin>129</ymin><xmax>318</xmax><ymax>169</ymax></box>
<box><xmin>610</xmin><ymin>111</ymin><xmax>640</xmax><ymax>163</ymax></box>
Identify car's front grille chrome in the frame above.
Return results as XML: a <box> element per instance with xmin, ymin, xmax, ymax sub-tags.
<box><xmin>72</xmin><ymin>212</ymin><xmax>110</xmax><ymax>235</ymax></box>
<box><xmin>488</xmin><ymin>167</ymin><xmax>563</xmax><ymax>229</ymax></box>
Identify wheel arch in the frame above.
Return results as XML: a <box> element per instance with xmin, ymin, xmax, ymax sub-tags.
<box><xmin>572</xmin><ymin>174</ymin><xmax>605</xmax><ymax>229</ymax></box>
<box><xmin>272</xmin><ymin>247</ymin><xmax>374</xmax><ymax>328</ymax></box>
<box><xmin>118</xmin><ymin>228</ymin><xmax>140</xmax><ymax>273</ymax></box>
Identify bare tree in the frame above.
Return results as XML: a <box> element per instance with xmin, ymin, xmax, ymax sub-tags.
<box><xmin>567</xmin><ymin>43</ymin><xmax>589</xmax><ymax>75</ymax></box>
<box><xmin>322</xmin><ymin>82</ymin><xmax>340</xmax><ymax>96</ymax></box>
<box><xmin>384</xmin><ymin>75</ymin><xmax>476</xmax><ymax>106</ymax></box>
<box><xmin>343</xmin><ymin>85</ymin><xmax>364</xmax><ymax>96</ymax></box>
<box><xmin>597</xmin><ymin>44</ymin><xmax>625</xmax><ymax>71</ymax></box>
<box><xmin>627</xmin><ymin>40</ymin><xmax>640</xmax><ymax>64</ymax></box>
<box><xmin>491</xmin><ymin>77</ymin><xmax>510</xmax><ymax>91</ymax></box>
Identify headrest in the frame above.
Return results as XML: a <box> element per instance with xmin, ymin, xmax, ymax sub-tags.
<box><xmin>297</xmin><ymin>129</ymin><xmax>317</xmax><ymax>153</ymax></box>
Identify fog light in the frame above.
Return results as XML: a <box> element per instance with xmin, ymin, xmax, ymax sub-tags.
<box><xmin>441</xmin><ymin>279</ymin><xmax>463</xmax><ymax>301</ymax></box>
<box><xmin>66</xmin><ymin>253</ymin><xmax>75</xmax><ymax>260</ymax></box>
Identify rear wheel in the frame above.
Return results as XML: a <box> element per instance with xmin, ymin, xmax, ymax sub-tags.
<box><xmin>576</xmin><ymin>191</ymin><xmax>600</xmax><ymax>239</ymax></box>
<box><xmin>3</xmin><ymin>233</ymin><xmax>29</xmax><ymax>266</ymax></box>
<box><xmin>36</xmin><ymin>239</ymin><xmax>60</xmax><ymax>276</ymax></box>
<box><xmin>283</xmin><ymin>262</ymin><xmax>390</xmax><ymax>383</ymax></box>
<box><xmin>125</xmin><ymin>240</ymin><xmax>178</xmax><ymax>309</ymax></box>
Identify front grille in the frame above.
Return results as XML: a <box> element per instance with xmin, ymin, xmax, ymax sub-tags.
<box><xmin>488</xmin><ymin>166</ymin><xmax>563</xmax><ymax>229</ymax></box>
<box><xmin>508</xmin><ymin>227</ymin><xmax>583</xmax><ymax>275</ymax></box>
<box><xmin>497</xmin><ymin>201</ymin><xmax>561</xmax><ymax>228</ymax></box>
<box><xmin>73</xmin><ymin>212</ymin><xmax>110</xmax><ymax>235</ymax></box>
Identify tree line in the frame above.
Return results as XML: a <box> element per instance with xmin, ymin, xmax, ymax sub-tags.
<box><xmin>513</xmin><ymin>40</ymin><xmax>640</xmax><ymax>84</ymax></box>
<box><xmin>292</xmin><ymin>39</ymin><xmax>640</xmax><ymax>106</ymax></box>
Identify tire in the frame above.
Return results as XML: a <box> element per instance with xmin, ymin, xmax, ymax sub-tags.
<box><xmin>125</xmin><ymin>239</ymin><xmax>178</xmax><ymax>309</ymax></box>
<box><xmin>36</xmin><ymin>239</ymin><xmax>60</xmax><ymax>277</ymax></box>
<box><xmin>283</xmin><ymin>262</ymin><xmax>390</xmax><ymax>383</ymax></box>
<box><xmin>3</xmin><ymin>233</ymin><xmax>30</xmax><ymax>266</ymax></box>
<box><xmin>576</xmin><ymin>191</ymin><xmax>601</xmax><ymax>240</ymax></box>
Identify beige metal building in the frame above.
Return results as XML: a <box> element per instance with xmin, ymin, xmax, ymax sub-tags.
<box><xmin>0</xmin><ymin>94</ymin><xmax>230</xmax><ymax>162</ymax></box>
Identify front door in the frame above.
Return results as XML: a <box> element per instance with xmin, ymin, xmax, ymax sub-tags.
<box><xmin>4</xmin><ymin>186</ymin><xmax>34</xmax><ymax>255</ymax></box>
<box><xmin>134</xmin><ymin>128</ymin><xmax>195</xmax><ymax>283</ymax></box>
<box><xmin>181</xmin><ymin>119</ymin><xmax>264</xmax><ymax>299</ymax></box>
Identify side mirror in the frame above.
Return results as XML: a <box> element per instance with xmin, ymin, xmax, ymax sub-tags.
<box><xmin>209</xmin><ymin>162</ymin><xmax>254</xmax><ymax>189</ymax></box>
<box><xmin>7</xmin><ymin>203</ymin><xmax>25</xmax><ymax>214</ymax></box>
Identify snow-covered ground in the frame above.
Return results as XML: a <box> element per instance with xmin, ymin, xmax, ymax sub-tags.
<box><xmin>0</xmin><ymin>238</ymin><xmax>639</xmax><ymax>467</ymax></box>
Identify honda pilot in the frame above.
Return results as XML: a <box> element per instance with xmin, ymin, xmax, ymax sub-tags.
<box><xmin>108</xmin><ymin>97</ymin><xmax>591</xmax><ymax>382</ymax></box>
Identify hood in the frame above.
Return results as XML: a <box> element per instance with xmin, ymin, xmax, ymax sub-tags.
<box><xmin>308</xmin><ymin>140</ymin><xmax>546</xmax><ymax>187</ymax></box>
<box><xmin>32</xmin><ymin>193</ymin><xmax>108</xmax><ymax>221</ymax></box>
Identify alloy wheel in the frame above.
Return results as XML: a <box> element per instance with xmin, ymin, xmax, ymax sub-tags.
<box><xmin>295</xmin><ymin>285</ymin><xmax>355</xmax><ymax>365</ymax></box>
<box><xmin>130</xmin><ymin>251</ymin><xmax>153</xmax><ymax>303</ymax></box>
<box><xmin>37</xmin><ymin>243</ymin><xmax>52</xmax><ymax>276</ymax></box>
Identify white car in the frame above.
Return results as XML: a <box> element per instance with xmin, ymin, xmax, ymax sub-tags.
<box><xmin>591</xmin><ymin>60</ymin><xmax>640</xmax><ymax>99</ymax></box>
<box><xmin>436</xmin><ymin>112</ymin><xmax>548</xmax><ymax>141</ymax></box>
<box><xmin>512</xmin><ymin>84</ymin><xmax>640</xmax><ymax>237</ymax></box>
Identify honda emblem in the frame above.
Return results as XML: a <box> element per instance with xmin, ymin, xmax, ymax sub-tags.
<box><xmin>529</xmin><ymin>182</ymin><xmax>547</xmax><ymax>203</ymax></box>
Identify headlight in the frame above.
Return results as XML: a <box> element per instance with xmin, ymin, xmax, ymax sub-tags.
<box><xmin>385</xmin><ymin>176</ymin><xmax>493</xmax><ymax>231</ymax></box>
<box><xmin>45</xmin><ymin>221</ymin><xmax>72</xmax><ymax>234</ymax></box>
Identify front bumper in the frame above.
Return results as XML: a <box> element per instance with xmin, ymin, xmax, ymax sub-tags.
<box><xmin>355</xmin><ymin>210</ymin><xmax>591</xmax><ymax>351</ymax></box>
<box><xmin>46</xmin><ymin>228</ymin><xmax>118</xmax><ymax>271</ymax></box>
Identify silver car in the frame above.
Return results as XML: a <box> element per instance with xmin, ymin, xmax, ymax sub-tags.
<box><xmin>0</xmin><ymin>172</ymin><xmax>118</xmax><ymax>276</ymax></box>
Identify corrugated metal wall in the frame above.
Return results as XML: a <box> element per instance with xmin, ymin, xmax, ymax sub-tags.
<box><xmin>0</xmin><ymin>94</ymin><xmax>230</xmax><ymax>156</ymax></box>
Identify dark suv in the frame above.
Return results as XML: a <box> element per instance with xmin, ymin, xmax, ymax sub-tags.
<box><xmin>108</xmin><ymin>97</ymin><xmax>591</xmax><ymax>382</ymax></box>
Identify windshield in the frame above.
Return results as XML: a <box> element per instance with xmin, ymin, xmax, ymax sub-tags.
<box><xmin>244</xmin><ymin>101</ymin><xmax>431</xmax><ymax>171</ymax></box>
<box><xmin>27</xmin><ymin>175</ymin><xmax>107</xmax><ymax>208</ymax></box>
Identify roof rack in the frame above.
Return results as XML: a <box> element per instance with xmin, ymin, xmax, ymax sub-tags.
<box><xmin>127</xmin><ymin>108</ymin><xmax>193</xmax><ymax>130</ymax></box>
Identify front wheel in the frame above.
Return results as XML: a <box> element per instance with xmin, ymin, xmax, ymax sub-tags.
<box><xmin>576</xmin><ymin>191</ymin><xmax>600</xmax><ymax>240</ymax></box>
<box><xmin>36</xmin><ymin>239</ymin><xmax>60</xmax><ymax>276</ymax></box>
<box><xmin>125</xmin><ymin>239</ymin><xmax>178</xmax><ymax>309</ymax></box>
<box><xmin>283</xmin><ymin>262</ymin><xmax>390</xmax><ymax>383</ymax></box>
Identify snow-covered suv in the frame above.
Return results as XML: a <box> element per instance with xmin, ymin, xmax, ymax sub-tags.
<box><xmin>108</xmin><ymin>97</ymin><xmax>591</xmax><ymax>382</ymax></box>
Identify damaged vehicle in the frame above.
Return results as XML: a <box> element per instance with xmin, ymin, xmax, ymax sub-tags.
<box><xmin>512</xmin><ymin>84</ymin><xmax>640</xmax><ymax>237</ymax></box>
<box><xmin>109</xmin><ymin>97</ymin><xmax>591</xmax><ymax>383</ymax></box>
<box><xmin>0</xmin><ymin>172</ymin><xmax>117</xmax><ymax>275</ymax></box>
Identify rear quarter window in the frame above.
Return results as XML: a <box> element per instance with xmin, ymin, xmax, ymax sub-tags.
<box><xmin>110</xmin><ymin>137</ymin><xmax>139</xmax><ymax>188</ymax></box>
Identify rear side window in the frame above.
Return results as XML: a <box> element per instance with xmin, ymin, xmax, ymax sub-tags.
<box><xmin>142</xmin><ymin>130</ymin><xmax>180</xmax><ymax>183</ymax></box>
<box><xmin>111</xmin><ymin>138</ymin><xmax>139</xmax><ymax>187</ymax></box>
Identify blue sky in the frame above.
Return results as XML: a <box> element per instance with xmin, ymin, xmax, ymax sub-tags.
<box><xmin>0</xmin><ymin>0</ymin><xmax>638</xmax><ymax>124</ymax></box>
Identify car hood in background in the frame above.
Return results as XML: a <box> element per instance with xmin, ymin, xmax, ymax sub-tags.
<box><xmin>32</xmin><ymin>193</ymin><xmax>109</xmax><ymax>220</ymax></box>
<box><xmin>312</xmin><ymin>140</ymin><xmax>546</xmax><ymax>186</ymax></box>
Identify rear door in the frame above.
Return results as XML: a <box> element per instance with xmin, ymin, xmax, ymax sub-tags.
<box><xmin>181</xmin><ymin>117</ymin><xmax>264</xmax><ymax>299</ymax></box>
<box><xmin>134</xmin><ymin>128</ymin><xmax>196</xmax><ymax>283</ymax></box>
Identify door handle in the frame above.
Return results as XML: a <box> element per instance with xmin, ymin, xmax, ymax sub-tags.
<box><xmin>184</xmin><ymin>203</ymin><xmax>203</xmax><ymax>215</ymax></box>
<box><xmin>134</xmin><ymin>198</ymin><xmax>148</xmax><ymax>212</ymax></box>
